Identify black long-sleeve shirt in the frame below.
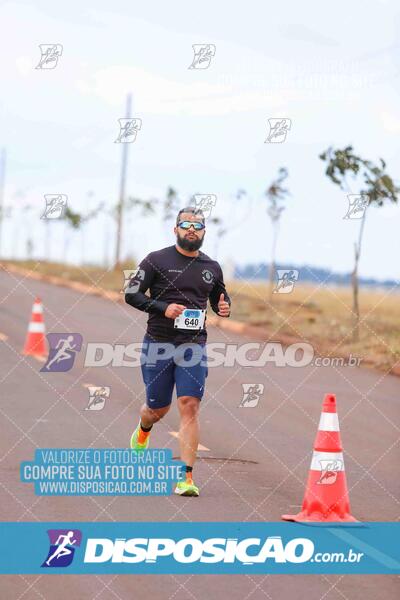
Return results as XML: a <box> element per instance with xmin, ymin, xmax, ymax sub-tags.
<box><xmin>125</xmin><ymin>245</ymin><xmax>231</xmax><ymax>343</ymax></box>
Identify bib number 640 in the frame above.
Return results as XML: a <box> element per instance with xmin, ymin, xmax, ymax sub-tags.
<box><xmin>185</xmin><ymin>317</ymin><xmax>199</xmax><ymax>327</ymax></box>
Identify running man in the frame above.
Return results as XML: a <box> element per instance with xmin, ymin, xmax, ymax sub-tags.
<box><xmin>45</xmin><ymin>531</ymin><xmax>77</xmax><ymax>565</ymax></box>
<box><xmin>125</xmin><ymin>206</ymin><xmax>231</xmax><ymax>496</ymax></box>
<box><xmin>44</xmin><ymin>335</ymin><xmax>76</xmax><ymax>371</ymax></box>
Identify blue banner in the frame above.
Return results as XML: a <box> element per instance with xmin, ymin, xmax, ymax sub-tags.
<box><xmin>0</xmin><ymin>522</ymin><xmax>399</xmax><ymax>574</ymax></box>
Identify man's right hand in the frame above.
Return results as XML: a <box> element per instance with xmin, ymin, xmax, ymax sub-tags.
<box><xmin>165</xmin><ymin>303</ymin><xmax>186</xmax><ymax>319</ymax></box>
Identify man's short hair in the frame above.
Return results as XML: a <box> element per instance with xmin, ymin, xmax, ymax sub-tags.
<box><xmin>176</xmin><ymin>206</ymin><xmax>205</xmax><ymax>225</ymax></box>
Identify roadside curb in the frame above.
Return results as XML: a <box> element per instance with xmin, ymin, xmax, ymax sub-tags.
<box><xmin>4</xmin><ymin>262</ymin><xmax>122</xmax><ymax>302</ymax></box>
<box><xmin>3</xmin><ymin>262</ymin><xmax>398</xmax><ymax>376</ymax></box>
<box><xmin>2</xmin><ymin>263</ymin><xmax>309</xmax><ymax>347</ymax></box>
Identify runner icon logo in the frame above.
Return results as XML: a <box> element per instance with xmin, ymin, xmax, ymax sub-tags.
<box><xmin>41</xmin><ymin>333</ymin><xmax>83</xmax><ymax>372</ymax></box>
<box><xmin>85</xmin><ymin>386</ymin><xmax>110</xmax><ymax>411</ymax></box>
<box><xmin>316</xmin><ymin>460</ymin><xmax>343</xmax><ymax>485</ymax></box>
<box><xmin>41</xmin><ymin>529</ymin><xmax>82</xmax><ymax>568</ymax></box>
<box><xmin>188</xmin><ymin>44</ymin><xmax>216</xmax><ymax>70</ymax></box>
<box><xmin>193</xmin><ymin>194</ymin><xmax>217</xmax><ymax>218</ymax></box>
<box><xmin>121</xmin><ymin>269</ymin><xmax>145</xmax><ymax>294</ymax></box>
<box><xmin>344</xmin><ymin>194</ymin><xmax>369</xmax><ymax>220</ymax></box>
<box><xmin>274</xmin><ymin>270</ymin><xmax>299</xmax><ymax>294</ymax></box>
<box><xmin>35</xmin><ymin>44</ymin><xmax>63</xmax><ymax>69</ymax></box>
<box><xmin>115</xmin><ymin>118</ymin><xmax>142</xmax><ymax>143</ymax></box>
<box><xmin>239</xmin><ymin>383</ymin><xmax>264</xmax><ymax>408</ymax></box>
<box><xmin>41</xmin><ymin>195</ymin><xmax>68</xmax><ymax>220</ymax></box>
<box><xmin>265</xmin><ymin>118</ymin><xmax>291</xmax><ymax>143</ymax></box>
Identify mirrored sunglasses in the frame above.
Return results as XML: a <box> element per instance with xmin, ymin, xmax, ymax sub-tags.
<box><xmin>178</xmin><ymin>221</ymin><xmax>205</xmax><ymax>231</ymax></box>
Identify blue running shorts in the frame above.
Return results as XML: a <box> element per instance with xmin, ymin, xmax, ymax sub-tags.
<box><xmin>140</xmin><ymin>334</ymin><xmax>208</xmax><ymax>408</ymax></box>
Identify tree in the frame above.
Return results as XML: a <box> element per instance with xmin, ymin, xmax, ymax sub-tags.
<box><xmin>124</xmin><ymin>195</ymin><xmax>158</xmax><ymax>259</ymax></box>
<box><xmin>210</xmin><ymin>189</ymin><xmax>251</xmax><ymax>259</ymax></box>
<box><xmin>0</xmin><ymin>205</ymin><xmax>12</xmax><ymax>257</ymax></box>
<box><xmin>62</xmin><ymin>206</ymin><xmax>82</xmax><ymax>263</ymax></box>
<box><xmin>265</xmin><ymin>168</ymin><xmax>290</xmax><ymax>299</ymax></box>
<box><xmin>163</xmin><ymin>187</ymin><xmax>180</xmax><ymax>222</ymax></box>
<box><xmin>79</xmin><ymin>201</ymin><xmax>104</xmax><ymax>265</ymax></box>
<box><xmin>209</xmin><ymin>215</ymin><xmax>227</xmax><ymax>259</ymax></box>
<box><xmin>21</xmin><ymin>204</ymin><xmax>34</xmax><ymax>259</ymax></box>
<box><xmin>61</xmin><ymin>197</ymin><xmax>105</xmax><ymax>264</ymax></box>
<box><xmin>126</xmin><ymin>196</ymin><xmax>158</xmax><ymax>217</ymax></box>
<box><xmin>104</xmin><ymin>195</ymin><xmax>158</xmax><ymax>268</ymax></box>
<box><xmin>320</xmin><ymin>145</ymin><xmax>399</xmax><ymax>341</ymax></box>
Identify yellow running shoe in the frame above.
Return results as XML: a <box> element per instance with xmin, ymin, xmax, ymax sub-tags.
<box><xmin>130</xmin><ymin>423</ymin><xmax>150</xmax><ymax>451</ymax></box>
<box><xmin>174</xmin><ymin>479</ymin><xmax>199</xmax><ymax>497</ymax></box>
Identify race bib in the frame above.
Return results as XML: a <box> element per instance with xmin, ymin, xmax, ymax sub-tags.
<box><xmin>174</xmin><ymin>309</ymin><xmax>206</xmax><ymax>330</ymax></box>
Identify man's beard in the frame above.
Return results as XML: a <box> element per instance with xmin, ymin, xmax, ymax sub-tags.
<box><xmin>176</xmin><ymin>231</ymin><xmax>204</xmax><ymax>251</ymax></box>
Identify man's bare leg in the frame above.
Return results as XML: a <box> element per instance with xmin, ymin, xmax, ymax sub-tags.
<box><xmin>177</xmin><ymin>395</ymin><xmax>200</xmax><ymax>470</ymax></box>
<box><xmin>140</xmin><ymin>403</ymin><xmax>170</xmax><ymax>427</ymax></box>
<box><xmin>131</xmin><ymin>404</ymin><xmax>170</xmax><ymax>449</ymax></box>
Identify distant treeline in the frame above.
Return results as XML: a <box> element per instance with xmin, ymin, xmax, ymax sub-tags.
<box><xmin>235</xmin><ymin>264</ymin><xmax>399</xmax><ymax>289</ymax></box>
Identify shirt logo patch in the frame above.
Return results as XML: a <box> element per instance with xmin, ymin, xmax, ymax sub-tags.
<box><xmin>202</xmin><ymin>269</ymin><xmax>214</xmax><ymax>284</ymax></box>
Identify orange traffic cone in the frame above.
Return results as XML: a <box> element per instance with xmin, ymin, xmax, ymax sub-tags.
<box><xmin>282</xmin><ymin>393</ymin><xmax>358</xmax><ymax>523</ymax></box>
<box><xmin>22</xmin><ymin>297</ymin><xmax>47</xmax><ymax>358</ymax></box>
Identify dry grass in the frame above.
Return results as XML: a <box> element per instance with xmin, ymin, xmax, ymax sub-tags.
<box><xmin>227</xmin><ymin>280</ymin><xmax>400</xmax><ymax>373</ymax></box>
<box><xmin>3</xmin><ymin>259</ymin><xmax>136</xmax><ymax>293</ymax></box>
<box><xmin>4</xmin><ymin>260</ymin><xmax>399</xmax><ymax>373</ymax></box>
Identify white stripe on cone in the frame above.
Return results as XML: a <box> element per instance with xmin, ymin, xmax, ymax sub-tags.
<box><xmin>310</xmin><ymin>451</ymin><xmax>345</xmax><ymax>471</ymax></box>
<box><xmin>28</xmin><ymin>322</ymin><xmax>45</xmax><ymax>333</ymax></box>
<box><xmin>32</xmin><ymin>303</ymin><xmax>43</xmax><ymax>313</ymax></box>
<box><xmin>318</xmin><ymin>412</ymin><xmax>340</xmax><ymax>432</ymax></box>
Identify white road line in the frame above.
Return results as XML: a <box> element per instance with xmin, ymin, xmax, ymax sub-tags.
<box><xmin>169</xmin><ymin>431</ymin><xmax>210</xmax><ymax>452</ymax></box>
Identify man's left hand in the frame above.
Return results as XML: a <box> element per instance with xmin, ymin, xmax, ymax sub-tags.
<box><xmin>217</xmin><ymin>293</ymin><xmax>230</xmax><ymax>317</ymax></box>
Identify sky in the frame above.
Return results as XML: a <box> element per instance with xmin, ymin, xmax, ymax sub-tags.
<box><xmin>0</xmin><ymin>0</ymin><xmax>399</xmax><ymax>280</ymax></box>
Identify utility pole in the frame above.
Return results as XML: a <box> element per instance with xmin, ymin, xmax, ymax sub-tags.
<box><xmin>0</xmin><ymin>148</ymin><xmax>6</xmax><ymax>257</ymax></box>
<box><xmin>114</xmin><ymin>93</ymin><xmax>132</xmax><ymax>269</ymax></box>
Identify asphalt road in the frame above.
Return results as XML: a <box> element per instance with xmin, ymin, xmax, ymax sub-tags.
<box><xmin>0</xmin><ymin>267</ymin><xmax>399</xmax><ymax>599</ymax></box>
